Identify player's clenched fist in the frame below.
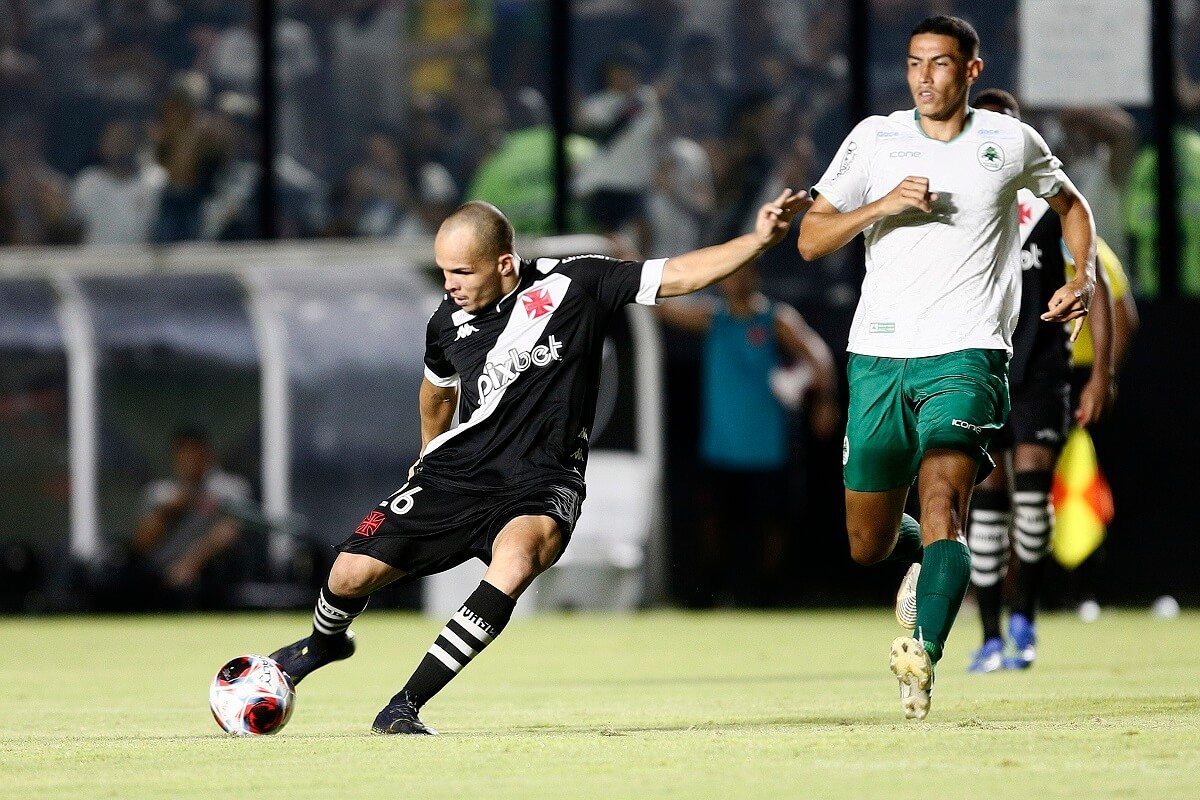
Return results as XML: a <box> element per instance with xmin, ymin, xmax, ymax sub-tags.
<box><xmin>877</xmin><ymin>176</ymin><xmax>939</xmax><ymax>216</ymax></box>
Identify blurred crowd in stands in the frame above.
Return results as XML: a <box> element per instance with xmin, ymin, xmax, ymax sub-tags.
<box><xmin>0</xmin><ymin>0</ymin><xmax>857</xmax><ymax>256</ymax></box>
<box><xmin>1</xmin><ymin>0</ymin><xmax>1197</xmax><ymax>289</ymax></box>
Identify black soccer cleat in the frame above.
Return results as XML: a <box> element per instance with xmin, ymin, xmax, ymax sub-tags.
<box><xmin>269</xmin><ymin>630</ymin><xmax>356</xmax><ymax>685</ymax></box>
<box><xmin>371</xmin><ymin>691</ymin><xmax>438</xmax><ymax>736</ymax></box>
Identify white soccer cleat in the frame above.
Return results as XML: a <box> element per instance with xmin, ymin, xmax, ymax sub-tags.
<box><xmin>889</xmin><ymin>635</ymin><xmax>933</xmax><ymax>720</ymax></box>
<box><xmin>894</xmin><ymin>562</ymin><xmax>920</xmax><ymax>630</ymax></box>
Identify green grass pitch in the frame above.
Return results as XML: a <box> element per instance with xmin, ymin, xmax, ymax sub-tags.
<box><xmin>3</xmin><ymin>609</ymin><xmax>1198</xmax><ymax>799</ymax></box>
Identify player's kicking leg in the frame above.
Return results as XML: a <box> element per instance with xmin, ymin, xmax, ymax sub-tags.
<box><xmin>965</xmin><ymin>456</ymin><xmax>1012</xmax><ymax>673</ymax></box>
<box><xmin>889</xmin><ymin>450</ymin><xmax>977</xmax><ymax>720</ymax></box>
<box><xmin>371</xmin><ymin>514</ymin><xmax>563</xmax><ymax>735</ymax></box>
<box><xmin>270</xmin><ymin>553</ymin><xmax>403</xmax><ymax>683</ymax></box>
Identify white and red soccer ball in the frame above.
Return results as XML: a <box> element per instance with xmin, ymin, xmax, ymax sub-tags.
<box><xmin>209</xmin><ymin>655</ymin><xmax>295</xmax><ymax>736</ymax></box>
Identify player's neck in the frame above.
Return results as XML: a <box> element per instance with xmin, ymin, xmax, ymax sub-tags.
<box><xmin>498</xmin><ymin>273</ymin><xmax>520</xmax><ymax>298</ymax></box>
<box><xmin>916</xmin><ymin>105</ymin><xmax>972</xmax><ymax>142</ymax></box>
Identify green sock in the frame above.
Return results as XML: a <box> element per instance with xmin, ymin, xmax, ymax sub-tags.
<box><xmin>913</xmin><ymin>538</ymin><xmax>972</xmax><ymax>662</ymax></box>
<box><xmin>884</xmin><ymin>513</ymin><xmax>924</xmax><ymax>563</ymax></box>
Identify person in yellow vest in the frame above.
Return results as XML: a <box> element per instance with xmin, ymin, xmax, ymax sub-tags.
<box><xmin>1067</xmin><ymin>237</ymin><xmax>1139</xmax><ymax>381</ymax></box>
<box><xmin>1057</xmin><ymin>232</ymin><xmax>1139</xmax><ymax>623</ymax></box>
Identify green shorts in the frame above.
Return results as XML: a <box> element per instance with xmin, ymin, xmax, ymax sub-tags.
<box><xmin>843</xmin><ymin>348</ymin><xmax>1010</xmax><ymax>492</ymax></box>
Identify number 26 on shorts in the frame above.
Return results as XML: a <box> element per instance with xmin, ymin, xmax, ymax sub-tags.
<box><xmin>380</xmin><ymin>483</ymin><xmax>423</xmax><ymax>515</ymax></box>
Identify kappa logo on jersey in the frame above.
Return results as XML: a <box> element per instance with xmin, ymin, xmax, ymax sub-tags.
<box><xmin>522</xmin><ymin>288</ymin><xmax>555</xmax><ymax>319</ymax></box>
<box><xmin>355</xmin><ymin>510</ymin><xmax>386</xmax><ymax>537</ymax></box>
<box><xmin>456</xmin><ymin>323</ymin><xmax>479</xmax><ymax>340</ymax></box>
<box><xmin>477</xmin><ymin>335</ymin><xmax>564</xmax><ymax>400</ymax></box>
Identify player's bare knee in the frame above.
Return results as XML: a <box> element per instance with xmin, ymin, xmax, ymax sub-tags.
<box><xmin>327</xmin><ymin>556</ymin><xmax>387</xmax><ymax>598</ymax></box>
<box><xmin>847</xmin><ymin>525</ymin><xmax>894</xmax><ymax>565</ymax></box>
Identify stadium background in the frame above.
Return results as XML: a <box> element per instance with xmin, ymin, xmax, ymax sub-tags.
<box><xmin>0</xmin><ymin>0</ymin><xmax>1196</xmax><ymax>614</ymax></box>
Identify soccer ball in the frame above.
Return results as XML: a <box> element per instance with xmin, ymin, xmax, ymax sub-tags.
<box><xmin>209</xmin><ymin>655</ymin><xmax>295</xmax><ymax>736</ymax></box>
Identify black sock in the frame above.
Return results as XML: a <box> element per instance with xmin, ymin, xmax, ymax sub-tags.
<box><xmin>1011</xmin><ymin>470</ymin><xmax>1054</xmax><ymax>620</ymax></box>
<box><xmin>311</xmin><ymin>576</ymin><xmax>369</xmax><ymax>644</ymax></box>
<box><xmin>400</xmin><ymin>580</ymin><xmax>516</xmax><ymax>709</ymax></box>
<box><xmin>968</xmin><ymin>489</ymin><xmax>1011</xmax><ymax>643</ymax></box>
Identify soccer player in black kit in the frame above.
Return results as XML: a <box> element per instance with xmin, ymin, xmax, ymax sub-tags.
<box><xmin>964</xmin><ymin>89</ymin><xmax>1115</xmax><ymax>673</ymax></box>
<box><xmin>268</xmin><ymin>194</ymin><xmax>811</xmax><ymax>734</ymax></box>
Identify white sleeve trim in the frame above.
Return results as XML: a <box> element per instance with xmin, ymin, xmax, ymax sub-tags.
<box><xmin>636</xmin><ymin>258</ymin><xmax>668</xmax><ymax>305</ymax></box>
<box><xmin>1034</xmin><ymin>171</ymin><xmax>1067</xmax><ymax>200</ymax></box>
<box><xmin>424</xmin><ymin>366</ymin><xmax>459</xmax><ymax>388</ymax></box>
<box><xmin>810</xmin><ymin>182</ymin><xmax>851</xmax><ymax>212</ymax></box>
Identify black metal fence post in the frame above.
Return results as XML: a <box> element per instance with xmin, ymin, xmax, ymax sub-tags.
<box><xmin>549</xmin><ymin>0</ymin><xmax>571</xmax><ymax>235</ymax></box>
<box><xmin>257</xmin><ymin>0</ymin><xmax>278</xmax><ymax>240</ymax></box>
<box><xmin>1151</xmin><ymin>0</ymin><xmax>1179</xmax><ymax>296</ymax></box>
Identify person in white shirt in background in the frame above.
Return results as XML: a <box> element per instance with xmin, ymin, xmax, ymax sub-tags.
<box><xmin>574</xmin><ymin>41</ymin><xmax>664</xmax><ymax>255</ymax></box>
<box><xmin>72</xmin><ymin>118</ymin><xmax>166</xmax><ymax>246</ymax></box>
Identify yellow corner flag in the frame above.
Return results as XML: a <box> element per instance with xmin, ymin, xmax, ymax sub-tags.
<box><xmin>1050</xmin><ymin>427</ymin><xmax>1115</xmax><ymax>569</ymax></box>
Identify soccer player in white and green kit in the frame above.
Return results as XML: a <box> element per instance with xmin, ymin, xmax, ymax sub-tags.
<box><xmin>798</xmin><ymin>15</ymin><xmax>1108</xmax><ymax>719</ymax></box>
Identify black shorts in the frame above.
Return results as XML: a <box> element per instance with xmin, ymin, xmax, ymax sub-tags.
<box><xmin>990</xmin><ymin>372</ymin><xmax>1070</xmax><ymax>452</ymax></box>
<box><xmin>337</xmin><ymin>476</ymin><xmax>584</xmax><ymax>578</ymax></box>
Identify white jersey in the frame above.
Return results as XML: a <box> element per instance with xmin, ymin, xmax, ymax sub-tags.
<box><xmin>812</xmin><ymin>107</ymin><xmax>1067</xmax><ymax>358</ymax></box>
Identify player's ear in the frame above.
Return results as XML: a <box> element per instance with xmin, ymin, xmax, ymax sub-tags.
<box><xmin>498</xmin><ymin>253</ymin><xmax>518</xmax><ymax>276</ymax></box>
<box><xmin>966</xmin><ymin>56</ymin><xmax>983</xmax><ymax>84</ymax></box>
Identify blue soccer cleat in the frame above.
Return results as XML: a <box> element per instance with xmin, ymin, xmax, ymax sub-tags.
<box><xmin>1004</xmin><ymin>612</ymin><xmax>1037</xmax><ymax>669</ymax></box>
<box><xmin>967</xmin><ymin>637</ymin><xmax>1005</xmax><ymax>673</ymax></box>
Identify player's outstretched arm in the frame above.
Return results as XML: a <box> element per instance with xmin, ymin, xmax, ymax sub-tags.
<box><xmin>798</xmin><ymin>176</ymin><xmax>938</xmax><ymax>261</ymax></box>
<box><xmin>656</xmin><ymin>189</ymin><xmax>810</xmax><ymax>298</ymax></box>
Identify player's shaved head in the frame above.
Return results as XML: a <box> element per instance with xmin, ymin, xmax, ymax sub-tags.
<box><xmin>437</xmin><ymin>201</ymin><xmax>515</xmax><ymax>264</ymax></box>
<box><xmin>435</xmin><ymin>202</ymin><xmax>521</xmax><ymax>314</ymax></box>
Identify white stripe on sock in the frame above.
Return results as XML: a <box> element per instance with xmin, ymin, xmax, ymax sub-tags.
<box><xmin>428</xmin><ymin>643</ymin><xmax>464</xmax><ymax>673</ymax></box>
<box><xmin>440</xmin><ymin>627</ymin><xmax>478</xmax><ymax>659</ymax></box>
<box><xmin>971</xmin><ymin>570</ymin><xmax>1002</xmax><ymax>587</ymax></box>
<box><xmin>312</xmin><ymin>613</ymin><xmax>341</xmax><ymax>635</ymax></box>
<box><xmin>452</xmin><ymin>609</ymin><xmax>496</xmax><ymax>645</ymax></box>
<box><xmin>970</xmin><ymin>553</ymin><xmax>1003</xmax><ymax>570</ymax></box>
<box><xmin>317</xmin><ymin>592</ymin><xmax>353</xmax><ymax>621</ymax></box>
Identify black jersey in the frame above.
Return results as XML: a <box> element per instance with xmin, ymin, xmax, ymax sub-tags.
<box><xmin>1009</xmin><ymin>190</ymin><xmax>1071</xmax><ymax>387</ymax></box>
<box><xmin>418</xmin><ymin>254</ymin><xmax>666</xmax><ymax>493</ymax></box>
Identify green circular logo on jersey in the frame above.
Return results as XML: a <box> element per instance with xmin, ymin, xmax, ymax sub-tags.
<box><xmin>977</xmin><ymin>141</ymin><xmax>1004</xmax><ymax>171</ymax></box>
